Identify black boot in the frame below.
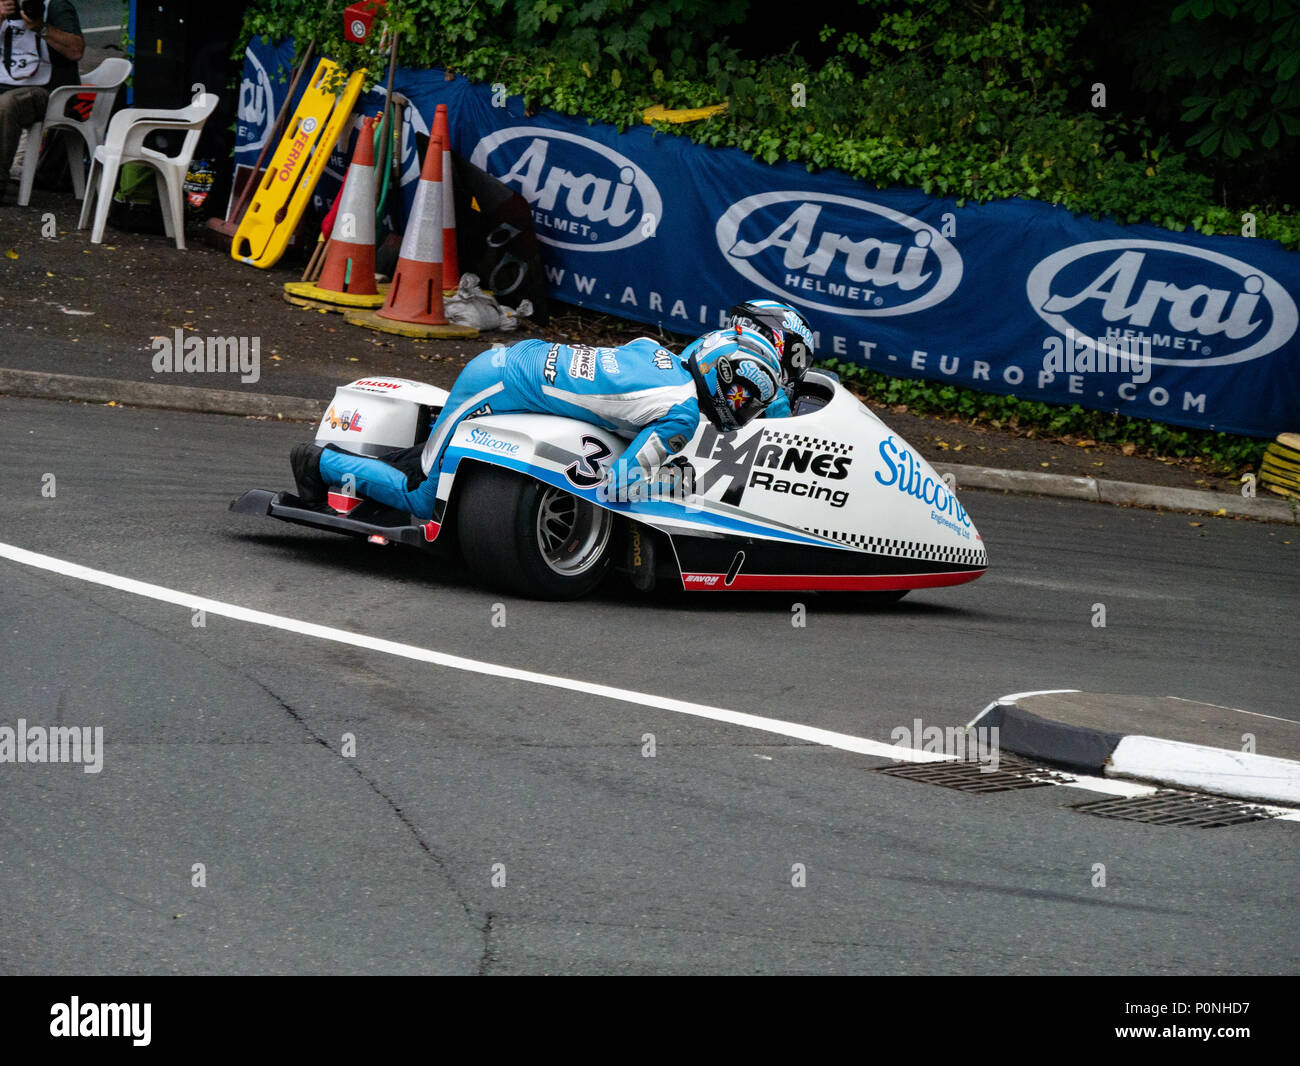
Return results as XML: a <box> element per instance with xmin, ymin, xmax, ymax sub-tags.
<box><xmin>290</xmin><ymin>443</ymin><xmax>327</xmax><ymax>506</ymax></box>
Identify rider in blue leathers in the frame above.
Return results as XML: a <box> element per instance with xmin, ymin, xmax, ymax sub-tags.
<box><xmin>292</xmin><ymin>325</ymin><xmax>788</xmax><ymax>520</ymax></box>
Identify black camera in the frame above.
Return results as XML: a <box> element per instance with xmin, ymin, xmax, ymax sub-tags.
<box><xmin>15</xmin><ymin>0</ymin><xmax>43</xmax><ymax>21</ymax></box>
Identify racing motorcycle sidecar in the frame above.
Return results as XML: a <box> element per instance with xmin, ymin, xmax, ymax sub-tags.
<box><xmin>231</xmin><ymin>368</ymin><xmax>988</xmax><ymax>601</ymax></box>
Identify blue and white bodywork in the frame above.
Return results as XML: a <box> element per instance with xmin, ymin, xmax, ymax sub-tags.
<box><xmin>234</xmin><ymin>369</ymin><xmax>988</xmax><ymax>599</ymax></box>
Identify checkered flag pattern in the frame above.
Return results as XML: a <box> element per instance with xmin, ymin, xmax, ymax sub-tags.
<box><xmin>807</xmin><ymin>529</ymin><xmax>988</xmax><ymax>569</ymax></box>
<box><xmin>761</xmin><ymin>430</ymin><xmax>853</xmax><ymax>456</ymax></box>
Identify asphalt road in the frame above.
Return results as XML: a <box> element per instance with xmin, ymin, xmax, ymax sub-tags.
<box><xmin>1</xmin><ymin>395</ymin><xmax>1297</xmax><ymax>974</ymax></box>
<box><xmin>77</xmin><ymin>0</ymin><xmax>125</xmax><ymax>41</ymax></box>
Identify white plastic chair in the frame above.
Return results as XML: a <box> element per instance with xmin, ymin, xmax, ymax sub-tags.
<box><xmin>77</xmin><ymin>92</ymin><xmax>218</xmax><ymax>250</ymax></box>
<box><xmin>17</xmin><ymin>57</ymin><xmax>132</xmax><ymax>207</ymax></box>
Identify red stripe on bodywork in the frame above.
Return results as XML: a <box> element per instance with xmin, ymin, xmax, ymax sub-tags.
<box><xmin>679</xmin><ymin>570</ymin><xmax>986</xmax><ymax>592</ymax></box>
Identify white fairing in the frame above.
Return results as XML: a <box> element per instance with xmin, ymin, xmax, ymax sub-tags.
<box><xmin>442</xmin><ymin>371</ymin><xmax>986</xmax><ymax>574</ymax></box>
<box><xmin>685</xmin><ymin>378</ymin><xmax>985</xmax><ymax>564</ymax></box>
<box><xmin>310</xmin><ymin>372</ymin><xmax>987</xmax><ymax>582</ymax></box>
<box><xmin>314</xmin><ymin>377</ymin><xmax>450</xmax><ymax>453</ymax></box>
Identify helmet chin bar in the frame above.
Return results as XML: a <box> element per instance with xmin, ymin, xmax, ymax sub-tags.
<box><xmin>689</xmin><ymin>352</ymin><xmax>736</xmax><ymax>431</ymax></box>
<box><xmin>712</xmin><ymin>401</ymin><xmax>741</xmax><ymax>432</ymax></box>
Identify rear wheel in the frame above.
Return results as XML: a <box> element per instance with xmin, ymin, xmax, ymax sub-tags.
<box><xmin>457</xmin><ymin>464</ymin><xmax>614</xmax><ymax>599</ymax></box>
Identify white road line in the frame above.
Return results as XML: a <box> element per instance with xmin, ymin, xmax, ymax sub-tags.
<box><xmin>0</xmin><ymin>541</ymin><xmax>943</xmax><ymax>761</ymax></box>
<box><xmin>81</xmin><ymin>24</ymin><xmax>124</xmax><ymax>33</ymax></box>
<box><xmin>2</xmin><ymin>539</ymin><xmax>1295</xmax><ymax>817</ymax></box>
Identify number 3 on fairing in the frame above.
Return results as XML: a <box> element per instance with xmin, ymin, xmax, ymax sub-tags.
<box><xmin>565</xmin><ymin>435</ymin><xmax>612</xmax><ymax>488</ymax></box>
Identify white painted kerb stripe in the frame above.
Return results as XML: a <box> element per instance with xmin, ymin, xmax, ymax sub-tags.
<box><xmin>1110</xmin><ymin>735</ymin><xmax>1300</xmax><ymax>806</ymax></box>
<box><xmin>967</xmin><ymin>690</ymin><xmax>1080</xmax><ymax>729</ymax></box>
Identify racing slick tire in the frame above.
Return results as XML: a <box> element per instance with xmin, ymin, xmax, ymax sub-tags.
<box><xmin>457</xmin><ymin>464</ymin><xmax>614</xmax><ymax>599</ymax></box>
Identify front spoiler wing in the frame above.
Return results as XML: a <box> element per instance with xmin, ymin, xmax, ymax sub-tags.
<box><xmin>230</xmin><ymin>489</ymin><xmax>440</xmax><ymax>547</ymax></box>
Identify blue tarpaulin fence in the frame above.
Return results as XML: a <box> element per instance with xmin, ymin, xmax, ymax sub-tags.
<box><xmin>238</xmin><ymin>40</ymin><xmax>1300</xmax><ymax>437</ymax></box>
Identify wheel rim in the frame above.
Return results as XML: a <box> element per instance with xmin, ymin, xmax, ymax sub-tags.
<box><xmin>534</xmin><ymin>486</ymin><xmax>612</xmax><ymax>577</ymax></box>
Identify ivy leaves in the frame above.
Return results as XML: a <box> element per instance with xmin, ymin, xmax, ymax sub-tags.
<box><xmin>234</xmin><ymin>0</ymin><xmax>1300</xmax><ymax>248</ymax></box>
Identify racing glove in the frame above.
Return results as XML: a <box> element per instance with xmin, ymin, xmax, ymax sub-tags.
<box><xmin>601</xmin><ymin>455</ymin><xmax>652</xmax><ymax>503</ymax></box>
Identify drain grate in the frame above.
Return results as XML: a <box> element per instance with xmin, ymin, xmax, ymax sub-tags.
<box><xmin>1068</xmin><ymin>790</ymin><xmax>1279</xmax><ymax>828</ymax></box>
<box><xmin>877</xmin><ymin>754</ymin><xmax>1075</xmax><ymax>794</ymax></box>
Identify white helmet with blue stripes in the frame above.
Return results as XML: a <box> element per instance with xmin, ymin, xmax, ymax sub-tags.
<box><xmin>684</xmin><ymin>326</ymin><xmax>784</xmax><ymax>432</ymax></box>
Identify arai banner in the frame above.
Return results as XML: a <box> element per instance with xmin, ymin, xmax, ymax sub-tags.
<box><xmin>239</xmin><ymin>41</ymin><xmax>1300</xmax><ymax>437</ymax></box>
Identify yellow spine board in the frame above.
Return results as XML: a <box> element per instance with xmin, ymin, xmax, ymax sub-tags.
<box><xmin>232</xmin><ymin>61</ymin><xmax>367</xmax><ymax>269</ymax></box>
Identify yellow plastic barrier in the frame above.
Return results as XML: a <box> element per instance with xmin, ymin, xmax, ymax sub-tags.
<box><xmin>642</xmin><ymin>102</ymin><xmax>728</xmax><ymax>124</ymax></box>
<box><xmin>232</xmin><ymin>60</ymin><xmax>367</xmax><ymax>269</ymax></box>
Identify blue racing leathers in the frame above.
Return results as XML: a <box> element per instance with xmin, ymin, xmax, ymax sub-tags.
<box><xmin>317</xmin><ymin>336</ymin><xmax>753</xmax><ymax>518</ymax></box>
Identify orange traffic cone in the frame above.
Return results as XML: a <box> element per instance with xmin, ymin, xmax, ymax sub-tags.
<box><xmin>344</xmin><ymin>132</ymin><xmax>478</xmax><ymax>339</ymax></box>
<box><xmin>381</xmin><ymin>131</ymin><xmax>446</xmax><ymax>324</ymax></box>
<box><xmin>283</xmin><ymin>115</ymin><xmax>386</xmax><ymax>311</ymax></box>
<box><xmin>432</xmin><ymin>104</ymin><xmax>459</xmax><ymax>291</ymax></box>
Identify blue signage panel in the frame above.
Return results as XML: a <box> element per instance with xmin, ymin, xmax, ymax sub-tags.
<box><xmin>238</xmin><ymin>42</ymin><xmax>1300</xmax><ymax>436</ymax></box>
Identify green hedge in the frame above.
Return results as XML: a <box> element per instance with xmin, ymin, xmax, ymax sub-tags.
<box><xmin>238</xmin><ymin>0</ymin><xmax>1300</xmax><ymax>248</ymax></box>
